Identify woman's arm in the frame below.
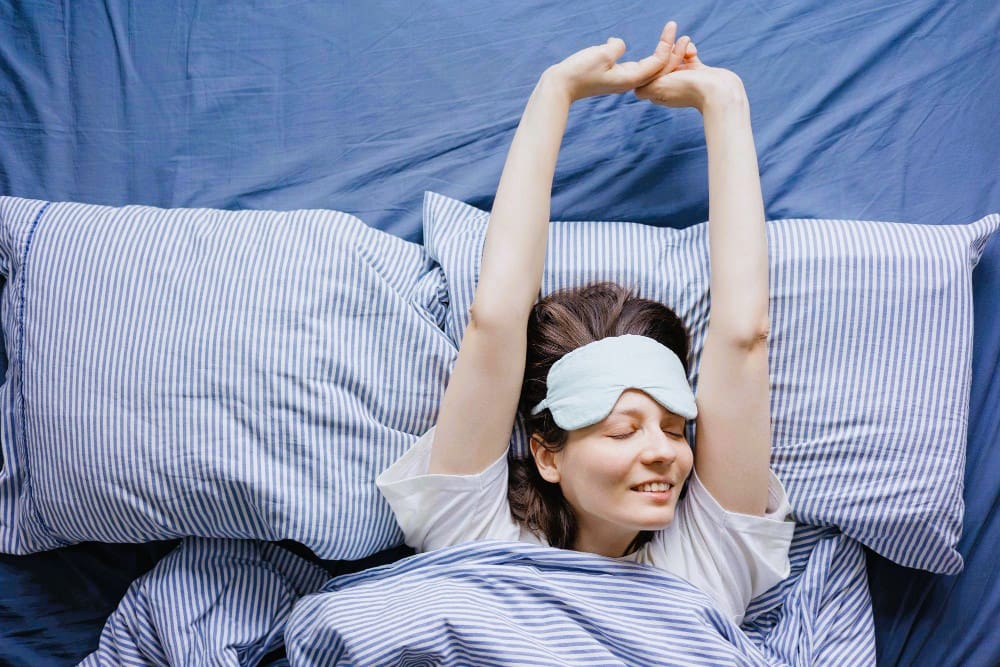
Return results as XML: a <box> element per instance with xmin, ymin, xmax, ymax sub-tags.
<box><xmin>428</xmin><ymin>72</ymin><xmax>571</xmax><ymax>475</ymax></box>
<box><xmin>694</xmin><ymin>82</ymin><xmax>772</xmax><ymax>516</ymax></box>
<box><xmin>428</xmin><ymin>28</ymin><xmax>682</xmax><ymax>475</ymax></box>
<box><xmin>635</xmin><ymin>46</ymin><xmax>771</xmax><ymax>514</ymax></box>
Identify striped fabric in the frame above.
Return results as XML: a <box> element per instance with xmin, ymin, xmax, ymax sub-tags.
<box><xmin>81</xmin><ymin>527</ymin><xmax>873</xmax><ymax>666</ymax></box>
<box><xmin>423</xmin><ymin>192</ymin><xmax>1000</xmax><ymax>575</ymax></box>
<box><xmin>80</xmin><ymin>538</ymin><xmax>329</xmax><ymax>667</ymax></box>
<box><xmin>0</xmin><ymin>196</ymin><xmax>455</xmax><ymax>557</ymax></box>
<box><xmin>285</xmin><ymin>533</ymin><xmax>872</xmax><ymax>666</ymax></box>
<box><xmin>743</xmin><ymin>525</ymin><xmax>875</xmax><ymax>665</ymax></box>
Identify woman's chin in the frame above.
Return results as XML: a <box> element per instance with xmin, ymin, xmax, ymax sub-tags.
<box><xmin>630</xmin><ymin>508</ymin><xmax>676</xmax><ymax>531</ymax></box>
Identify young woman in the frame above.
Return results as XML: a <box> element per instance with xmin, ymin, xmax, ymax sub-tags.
<box><xmin>377</xmin><ymin>21</ymin><xmax>795</xmax><ymax>626</ymax></box>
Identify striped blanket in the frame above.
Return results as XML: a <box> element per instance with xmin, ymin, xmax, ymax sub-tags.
<box><xmin>84</xmin><ymin>526</ymin><xmax>873</xmax><ymax>665</ymax></box>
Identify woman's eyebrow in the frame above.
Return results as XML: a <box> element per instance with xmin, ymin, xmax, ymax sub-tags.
<box><xmin>608</xmin><ymin>407</ymin><xmax>683</xmax><ymax>423</ymax></box>
<box><xmin>608</xmin><ymin>408</ymin><xmax>643</xmax><ymax>418</ymax></box>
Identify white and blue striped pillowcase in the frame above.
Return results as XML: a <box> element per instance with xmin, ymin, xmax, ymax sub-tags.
<box><xmin>423</xmin><ymin>191</ymin><xmax>1000</xmax><ymax>574</ymax></box>
<box><xmin>0</xmin><ymin>196</ymin><xmax>455</xmax><ymax>558</ymax></box>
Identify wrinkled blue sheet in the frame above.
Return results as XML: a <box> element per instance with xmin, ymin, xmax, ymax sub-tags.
<box><xmin>0</xmin><ymin>1</ymin><xmax>998</xmax><ymax>665</ymax></box>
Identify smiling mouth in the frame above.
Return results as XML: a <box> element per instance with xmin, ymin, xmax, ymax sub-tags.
<box><xmin>631</xmin><ymin>482</ymin><xmax>674</xmax><ymax>494</ymax></box>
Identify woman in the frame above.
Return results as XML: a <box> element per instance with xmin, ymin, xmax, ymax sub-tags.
<box><xmin>377</xmin><ymin>21</ymin><xmax>795</xmax><ymax>626</ymax></box>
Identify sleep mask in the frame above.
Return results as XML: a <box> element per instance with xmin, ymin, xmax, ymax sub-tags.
<box><xmin>530</xmin><ymin>334</ymin><xmax>697</xmax><ymax>430</ymax></box>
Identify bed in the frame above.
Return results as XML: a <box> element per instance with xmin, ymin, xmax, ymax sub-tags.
<box><xmin>0</xmin><ymin>1</ymin><xmax>997</xmax><ymax>665</ymax></box>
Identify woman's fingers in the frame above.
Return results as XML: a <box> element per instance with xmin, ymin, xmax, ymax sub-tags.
<box><xmin>605</xmin><ymin>37</ymin><xmax>627</xmax><ymax>61</ymax></box>
<box><xmin>653</xmin><ymin>21</ymin><xmax>678</xmax><ymax>61</ymax></box>
<box><xmin>680</xmin><ymin>41</ymin><xmax>702</xmax><ymax>68</ymax></box>
<box><xmin>624</xmin><ymin>53</ymin><xmax>672</xmax><ymax>86</ymax></box>
<box><xmin>669</xmin><ymin>35</ymin><xmax>691</xmax><ymax>71</ymax></box>
<box><xmin>627</xmin><ymin>23</ymin><xmax>691</xmax><ymax>87</ymax></box>
<box><xmin>631</xmin><ymin>54</ymin><xmax>664</xmax><ymax>78</ymax></box>
<box><xmin>581</xmin><ymin>22</ymin><xmax>699</xmax><ymax>95</ymax></box>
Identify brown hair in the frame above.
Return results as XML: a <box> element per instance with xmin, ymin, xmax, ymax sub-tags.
<box><xmin>507</xmin><ymin>281</ymin><xmax>690</xmax><ymax>556</ymax></box>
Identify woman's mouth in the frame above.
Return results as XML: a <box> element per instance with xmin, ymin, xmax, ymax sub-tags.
<box><xmin>632</xmin><ymin>481</ymin><xmax>674</xmax><ymax>496</ymax></box>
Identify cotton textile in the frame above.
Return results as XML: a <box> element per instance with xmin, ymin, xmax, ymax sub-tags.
<box><xmin>0</xmin><ymin>196</ymin><xmax>453</xmax><ymax>558</ymax></box>
<box><xmin>286</xmin><ymin>536</ymin><xmax>872</xmax><ymax>666</ymax></box>
<box><xmin>80</xmin><ymin>539</ymin><xmax>329</xmax><ymax>667</ymax></box>
<box><xmin>82</xmin><ymin>527</ymin><xmax>873</xmax><ymax>666</ymax></box>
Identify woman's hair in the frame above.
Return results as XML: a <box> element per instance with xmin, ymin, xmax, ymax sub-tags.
<box><xmin>507</xmin><ymin>281</ymin><xmax>690</xmax><ymax>555</ymax></box>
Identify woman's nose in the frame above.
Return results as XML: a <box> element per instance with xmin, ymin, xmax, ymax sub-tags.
<box><xmin>640</xmin><ymin>430</ymin><xmax>678</xmax><ymax>463</ymax></box>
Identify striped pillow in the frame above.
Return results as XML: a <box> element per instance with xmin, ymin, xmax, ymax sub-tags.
<box><xmin>0</xmin><ymin>196</ymin><xmax>454</xmax><ymax>557</ymax></box>
<box><xmin>422</xmin><ymin>191</ymin><xmax>1000</xmax><ymax>574</ymax></box>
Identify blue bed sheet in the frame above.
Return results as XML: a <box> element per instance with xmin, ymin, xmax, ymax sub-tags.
<box><xmin>1</xmin><ymin>1</ymin><xmax>997</xmax><ymax>664</ymax></box>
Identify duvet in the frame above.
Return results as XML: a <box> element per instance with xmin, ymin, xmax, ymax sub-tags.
<box><xmin>85</xmin><ymin>526</ymin><xmax>873</xmax><ymax>666</ymax></box>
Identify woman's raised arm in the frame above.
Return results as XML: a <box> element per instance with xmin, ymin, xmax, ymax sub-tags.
<box><xmin>693</xmin><ymin>84</ymin><xmax>772</xmax><ymax>515</ymax></box>
<box><xmin>427</xmin><ymin>71</ymin><xmax>571</xmax><ymax>475</ymax></box>
<box><xmin>428</xmin><ymin>28</ymin><xmax>682</xmax><ymax>475</ymax></box>
<box><xmin>636</xmin><ymin>44</ymin><xmax>772</xmax><ymax>514</ymax></box>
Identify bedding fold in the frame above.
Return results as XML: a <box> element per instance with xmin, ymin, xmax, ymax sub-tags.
<box><xmin>80</xmin><ymin>527</ymin><xmax>874</xmax><ymax>666</ymax></box>
<box><xmin>81</xmin><ymin>539</ymin><xmax>329</xmax><ymax>667</ymax></box>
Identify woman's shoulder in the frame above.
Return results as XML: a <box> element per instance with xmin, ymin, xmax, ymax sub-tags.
<box><xmin>376</xmin><ymin>426</ymin><xmax>528</xmax><ymax>553</ymax></box>
<box><xmin>632</xmin><ymin>470</ymin><xmax>795</xmax><ymax>624</ymax></box>
<box><xmin>377</xmin><ymin>426</ymin><xmax>510</xmax><ymax>490</ymax></box>
<box><xmin>641</xmin><ymin>470</ymin><xmax>794</xmax><ymax>559</ymax></box>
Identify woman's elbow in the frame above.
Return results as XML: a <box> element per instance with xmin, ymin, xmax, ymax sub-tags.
<box><xmin>717</xmin><ymin>321</ymin><xmax>770</xmax><ymax>350</ymax></box>
<box><xmin>468</xmin><ymin>301</ymin><xmax>530</xmax><ymax>333</ymax></box>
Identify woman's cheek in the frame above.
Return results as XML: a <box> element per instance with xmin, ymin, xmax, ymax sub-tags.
<box><xmin>679</xmin><ymin>444</ymin><xmax>695</xmax><ymax>475</ymax></box>
<box><xmin>609</xmin><ymin>446</ymin><xmax>640</xmax><ymax>479</ymax></box>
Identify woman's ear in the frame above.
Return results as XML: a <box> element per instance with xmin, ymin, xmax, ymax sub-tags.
<box><xmin>530</xmin><ymin>434</ymin><xmax>561</xmax><ymax>484</ymax></box>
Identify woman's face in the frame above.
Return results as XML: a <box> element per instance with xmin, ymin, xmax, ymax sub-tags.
<box><xmin>534</xmin><ymin>388</ymin><xmax>694</xmax><ymax>557</ymax></box>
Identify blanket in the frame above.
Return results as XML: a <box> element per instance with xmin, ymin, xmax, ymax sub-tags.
<box><xmin>84</xmin><ymin>527</ymin><xmax>872</xmax><ymax>665</ymax></box>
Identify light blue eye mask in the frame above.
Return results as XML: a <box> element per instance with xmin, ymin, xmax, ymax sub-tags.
<box><xmin>530</xmin><ymin>334</ymin><xmax>697</xmax><ymax>430</ymax></box>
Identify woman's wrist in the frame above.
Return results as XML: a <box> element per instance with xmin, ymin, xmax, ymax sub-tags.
<box><xmin>538</xmin><ymin>65</ymin><xmax>577</xmax><ymax>104</ymax></box>
<box><xmin>698</xmin><ymin>73</ymin><xmax>748</xmax><ymax>115</ymax></box>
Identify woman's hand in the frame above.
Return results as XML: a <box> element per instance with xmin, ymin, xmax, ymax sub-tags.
<box><xmin>547</xmin><ymin>21</ymin><xmax>693</xmax><ymax>103</ymax></box>
<box><xmin>634</xmin><ymin>29</ymin><xmax>746</xmax><ymax>112</ymax></box>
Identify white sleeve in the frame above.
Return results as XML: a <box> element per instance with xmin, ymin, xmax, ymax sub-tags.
<box><xmin>375</xmin><ymin>426</ymin><xmax>522</xmax><ymax>552</ymax></box>
<box><xmin>648</xmin><ymin>468</ymin><xmax>795</xmax><ymax>626</ymax></box>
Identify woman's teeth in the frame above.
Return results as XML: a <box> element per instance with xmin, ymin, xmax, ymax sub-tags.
<box><xmin>634</xmin><ymin>482</ymin><xmax>672</xmax><ymax>493</ymax></box>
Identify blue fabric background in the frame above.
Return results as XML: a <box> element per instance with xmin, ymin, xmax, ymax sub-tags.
<box><xmin>1</xmin><ymin>1</ymin><xmax>997</xmax><ymax>664</ymax></box>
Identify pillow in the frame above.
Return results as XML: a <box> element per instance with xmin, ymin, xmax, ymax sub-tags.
<box><xmin>0</xmin><ymin>196</ymin><xmax>454</xmax><ymax>557</ymax></box>
<box><xmin>422</xmin><ymin>191</ymin><xmax>1000</xmax><ymax>575</ymax></box>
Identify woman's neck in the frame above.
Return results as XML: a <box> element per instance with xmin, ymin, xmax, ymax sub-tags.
<box><xmin>572</xmin><ymin>527</ymin><xmax>640</xmax><ymax>559</ymax></box>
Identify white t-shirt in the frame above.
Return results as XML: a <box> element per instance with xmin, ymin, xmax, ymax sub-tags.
<box><xmin>376</xmin><ymin>426</ymin><xmax>796</xmax><ymax>625</ymax></box>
